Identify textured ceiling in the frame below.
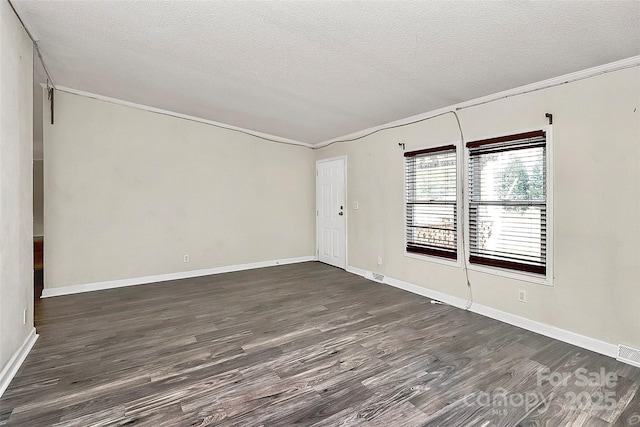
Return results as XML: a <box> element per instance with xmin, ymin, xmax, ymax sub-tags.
<box><xmin>15</xmin><ymin>1</ymin><xmax>640</xmax><ymax>145</ymax></box>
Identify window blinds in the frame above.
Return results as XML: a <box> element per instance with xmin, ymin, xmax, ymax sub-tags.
<box><xmin>405</xmin><ymin>145</ymin><xmax>457</xmax><ymax>259</ymax></box>
<box><xmin>467</xmin><ymin>131</ymin><xmax>546</xmax><ymax>274</ymax></box>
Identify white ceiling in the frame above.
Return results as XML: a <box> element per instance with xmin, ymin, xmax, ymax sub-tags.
<box><xmin>15</xmin><ymin>1</ymin><xmax>640</xmax><ymax>146</ymax></box>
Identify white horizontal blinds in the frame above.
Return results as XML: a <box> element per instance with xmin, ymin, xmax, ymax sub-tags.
<box><xmin>467</xmin><ymin>131</ymin><xmax>546</xmax><ymax>274</ymax></box>
<box><xmin>405</xmin><ymin>145</ymin><xmax>457</xmax><ymax>259</ymax></box>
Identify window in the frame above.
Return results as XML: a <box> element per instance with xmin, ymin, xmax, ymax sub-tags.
<box><xmin>405</xmin><ymin>145</ymin><xmax>457</xmax><ymax>260</ymax></box>
<box><xmin>467</xmin><ymin>130</ymin><xmax>547</xmax><ymax>275</ymax></box>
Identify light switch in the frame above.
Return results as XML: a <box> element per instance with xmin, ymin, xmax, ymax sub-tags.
<box><xmin>353</xmin><ymin>202</ymin><xmax>359</xmax><ymax>210</ymax></box>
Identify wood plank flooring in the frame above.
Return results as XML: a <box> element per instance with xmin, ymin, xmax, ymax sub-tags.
<box><xmin>1</xmin><ymin>262</ymin><xmax>638</xmax><ymax>426</ymax></box>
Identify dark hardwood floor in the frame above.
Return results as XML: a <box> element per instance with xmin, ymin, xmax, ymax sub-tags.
<box><xmin>1</xmin><ymin>262</ymin><xmax>638</xmax><ymax>426</ymax></box>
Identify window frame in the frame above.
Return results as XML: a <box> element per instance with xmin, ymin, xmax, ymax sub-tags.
<box><xmin>403</xmin><ymin>142</ymin><xmax>463</xmax><ymax>268</ymax></box>
<box><xmin>463</xmin><ymin>126</ymin><xmax>554</xmax><ymax>286</ymax></box>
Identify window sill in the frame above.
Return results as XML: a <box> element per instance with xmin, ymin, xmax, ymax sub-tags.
<box><xmin>466</xmin><ymin>263</ymin><xmax>553</xmax><ymax>286</ymax></box>
<box><xmin>404</xmin><ymin>251</ymin><xmax>462</xmax><ymax>269</ymax></box>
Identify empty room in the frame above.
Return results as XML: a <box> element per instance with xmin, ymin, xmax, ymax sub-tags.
<box><xmin>1</xmin><ymin>1</ymin><xmax>639</xmax><ymax>426</ymax></box>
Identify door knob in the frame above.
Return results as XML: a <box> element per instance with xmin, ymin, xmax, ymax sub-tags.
<box><xmin>338</xmin><ymin>212</ymin><xmax>344</xmax><ymax>216</ymax></box>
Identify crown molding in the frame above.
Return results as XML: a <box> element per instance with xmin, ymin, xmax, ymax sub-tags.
<box><xmin>315</xmin><ymin>55</ymin><xmax>640</xmax><ymax>148</ymax></box>
<box><xmin>40</xmin><ymin>84</ymin><xmax>314</xmax><ymax>148</ymax></box>
<box><xmin>39</xmin><ymin>55</ymin><xmax>639</xmax><ymax>150</ymax></box>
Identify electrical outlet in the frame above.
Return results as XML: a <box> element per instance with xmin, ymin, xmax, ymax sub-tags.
<box><xmin>377</xmin><ymin>256</ymin><xmax>383</xmax><ymax>266</ymax></box>
<box><xmin>23</xmin><ymin>308</ymin><xmax>27</xmax><ymax>325</ymax></box>
<box><xmin>518</xmin><ymin>290</ymin><xmax>527</xmax><ymax>303</ymax></box>
<box><xmin>183</xmin><ymin>254</ymin><xmax>190</xmax><ymax>263</ymax></box>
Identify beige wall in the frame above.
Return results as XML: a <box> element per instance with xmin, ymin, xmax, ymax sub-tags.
<box><xmin>316</xmin><ymin>67</ymin><xmax>640</xmax><ymax>349</ymax></box>
<box><xmin>44</xmin><ymin>91</ymin><xmax>315</xmax><ymax>289</ymax></box>
<box><xmin>0</xmin><ymin>1</ymin><xmax>34</xmax><ymax>372</ymax></box>
<box><xmin>41</xmin><ymin>64</ymin><xmax>639</xmax><ymax>350</ymax></box>
<box><xmin>33</xmin><ymin>160</ymin><xmax>43</xmax><ymax>237</ymax></box>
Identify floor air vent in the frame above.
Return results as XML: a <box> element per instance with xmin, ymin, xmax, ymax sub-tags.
<box><xmin>617</xmin><ymin>344</ymin><xmax>640</xmax><ymax>368</ymax></box>
<box><xmin>372</xmin><ymin>273</ymin><xmax>385</xmax><ymax>282</ymax></box>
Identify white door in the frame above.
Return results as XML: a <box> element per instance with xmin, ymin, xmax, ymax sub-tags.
<box><xmin>316</xmin><ymin>158</ymin><xmax>346</xmax><ymax>269</ymax></box>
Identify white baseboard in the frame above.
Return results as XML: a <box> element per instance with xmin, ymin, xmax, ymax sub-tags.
<box><xmin>39</xmin><ymin>260</ymin><xmax>620</xmax><ymax>360</ymax></box>
<box><xmin>346</xmin><ymin>266</ymin><xmax>618</xmax><ymax>359</ymax></box>
<box><xmin>0</xmin><ymin>328</ymin><xmax>38</xmax><ymax>398</ymax></box>
<box><xmin>42</xmin><ymin>256</ymin><xmax>317</xmax><ymax>298</ymax></box>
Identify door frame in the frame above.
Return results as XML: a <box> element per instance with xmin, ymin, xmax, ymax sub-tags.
<box><xmin>315</xmin><ymin>155</ymin><xmax>348</xmax><ymax>269</ymax></box>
